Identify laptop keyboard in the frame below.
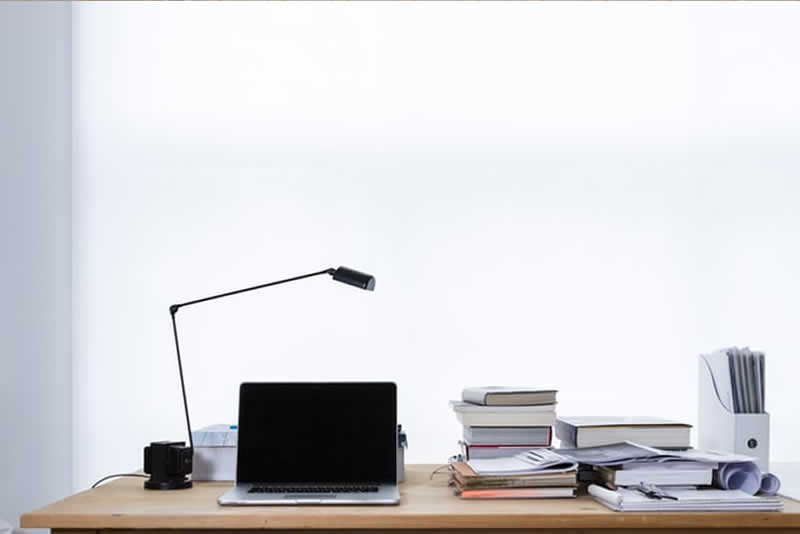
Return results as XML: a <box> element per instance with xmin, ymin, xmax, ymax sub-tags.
<box><xmin>248</xmin><ymin>485</ymin><xmax>379</xmax><ymax>494</ymax></box>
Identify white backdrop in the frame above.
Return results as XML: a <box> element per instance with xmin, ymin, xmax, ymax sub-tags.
<box><xmin>73</xmin><ymin>2</ymin><xmax>800</xmax><ymax>489</ymax></box>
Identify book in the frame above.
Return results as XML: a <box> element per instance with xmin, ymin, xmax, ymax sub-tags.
<box><xmin>557</xmin><ymin>441</ymin><xmax>751</xmax><ymax>467</ymax></box>
<box><xmin>589</xmin><ymin>485</ymin><xmax>783</xmax><ymax>512</ymax></box>
<box><xmin>467</xmin><ymin>449</ymin><xmax>577</xmax><ymax>476</ymax></box>
<box><xmin>462</xmin><ymin>386</ymin><xmax>557</xmax><ymax>406</ymax></box>
<box><xmin>463</xmin><ymin>426</ymin><xmax>552</xmax><ymax>446</ymax></box>
<box><xmin>451</xmin><ymin>401</ymin><xmax>556</xmax><ymax>427</ymax></box>
<box><xmin>460</xmin><ymin>441</ymin><xmax>545</xmax><ymax>460</ymax></box>
<box><xmin>595</xmin><ymin>464</ymin><xmax>713</xmax><ymax>488</ymax></box>
<box><xmin>451</xmin><ymin>461</ymin><xmax>577</xmax><ymax>489</ymax></box>
<box><xmin>555</xmin><ymin>416</ymin><xmax>691</xmax><ymax>448</ymax></box>
<box><xmin>456</xmin><ymin>486</ymin><xmax>576</xmax><ymax>499</ymax></box>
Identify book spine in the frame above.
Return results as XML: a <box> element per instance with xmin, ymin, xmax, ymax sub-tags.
<box><xmin>461</xmin><ymin>389</ymin><xmax>487</xmax><ymax>406</ymax></box>
<box><xmin>594</xmin><ymin>466</ymin><xmax>617</xmax><ymax>489</ymax></box>
<box><xmin>554</xmin><ymin>419</ymin><xmax>577</xmax><ymax>446</ymax></box>
<box><xmin>457</xmin><ymin>412</ymin><xmax>556</xmax><ymax>427</ymax></box>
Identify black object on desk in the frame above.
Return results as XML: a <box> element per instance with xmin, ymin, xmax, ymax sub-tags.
<box><xmin>143</xmin><ymin>266</ymin><xmax>376</xmax><ymax>490</ymax></box>
<box><xmin>633</xmin><ymin>482</ymin><xmax>679</xmax><ymax>501</ymax></box>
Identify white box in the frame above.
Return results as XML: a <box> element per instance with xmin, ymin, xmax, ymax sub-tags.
<box><xmin>192</xmin><ymin>424</ymin><xmax>237</xmax><ymax>481</ymax></box>
<box><xmin>698</xmin><ymin>355</ymin><xmax>769</xmax><ymax>471</ymax></box>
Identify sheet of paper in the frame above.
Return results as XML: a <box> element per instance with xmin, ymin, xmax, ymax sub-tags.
<box><xmin>715</xmin><ymin>462</ymin><xmax>762</xmax><ymax>495</ymax></box>
<box><xmin>467</xmin><ymin>449</ymin><xmax>577</xmax><ymax>475</ymax></box>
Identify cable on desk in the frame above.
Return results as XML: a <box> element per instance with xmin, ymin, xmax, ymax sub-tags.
<box><xmin>91</xmin><ymin>473</ymin><xmax>149</xmax><ymax>489</ymax></box>
<box><xmin>430</xmin><ymin>464</ymin><xmax>452</xmax><ymax>480</ymax></box>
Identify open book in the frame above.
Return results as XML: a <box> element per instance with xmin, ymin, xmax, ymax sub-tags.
<box><xmin>467</xmin><ymin>449</ymin><xmax>577</xmax><ymax>476</ymax></box>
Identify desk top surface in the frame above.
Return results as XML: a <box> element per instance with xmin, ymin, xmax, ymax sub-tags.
<box><xmin>21</xmin><ymin>464</ymin><xmax>800</xmax><ymax>530</ymax></box>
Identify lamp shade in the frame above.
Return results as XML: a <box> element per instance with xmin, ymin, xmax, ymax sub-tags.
<box><xmin>331</xmin><ymin>266</ymin><xmax>375</xmax><ymax>291</ymax></box>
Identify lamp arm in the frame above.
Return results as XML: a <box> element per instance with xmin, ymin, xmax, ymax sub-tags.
<box><xmin>170</xmin><ymin>310</ymin><xmax>194</xmax><ymax>449</ymax></box>
<box><xmin>169</xmin><ymin>268</ymin><xmax>335</xmax><ymax>314</ymax></box>
<box><xmin>168</xmin><ymin>267</ymin><xmax>336</xmax><ymax>450</ymax></box>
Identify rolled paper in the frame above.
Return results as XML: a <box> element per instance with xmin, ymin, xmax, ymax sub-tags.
<box><xmin>588</xmin><ymin>484</ymin><xmax>623</xmax><ymax>506</ymax></box>
<box><xmin>715</xmin><ymin>461</ymin><xmax>761</xmax><ymax>495</ymax></box>
<box><xmin>760</xmin><ymin>473</ymin><xmax>781</xmax><ymax>495</ymax></box>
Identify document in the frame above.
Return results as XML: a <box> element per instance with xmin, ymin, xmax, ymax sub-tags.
<box><xmin>467</xmin><ymin>449</ymin><xmax>577</xmax><ymax>476</ymax></box>
<box><xmin>557</xmin><ymin>442</ymin><xmax>754</xmax><ymax>466</ymax></box>
<box><xmin>589</xmin><ymin>485</ymin><xmax>784</xmax><ymax>512</ymax></box>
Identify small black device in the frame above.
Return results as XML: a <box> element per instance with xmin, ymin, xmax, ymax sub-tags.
<box><xmin>143</xmin><ymin>441</ymin><xmax>193</xmax><ymax>490</ymax></box>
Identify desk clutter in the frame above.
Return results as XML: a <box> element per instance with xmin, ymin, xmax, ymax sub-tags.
<box><xmin>448</xmin><ymin>375</ymin><xmax>783</xmax><ymax>512</ymax></box>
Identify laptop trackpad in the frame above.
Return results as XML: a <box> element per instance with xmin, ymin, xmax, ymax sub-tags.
<box><xmin>288</xmin><ymin>495</ymin><xmax>336</xmax><ymax>500</ymax></box>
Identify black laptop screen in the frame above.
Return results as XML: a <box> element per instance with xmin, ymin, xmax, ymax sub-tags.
<box><xmin>236</xmin><ymin>382</ymin><xmax>397</xmax><ymax>484</ymax></box>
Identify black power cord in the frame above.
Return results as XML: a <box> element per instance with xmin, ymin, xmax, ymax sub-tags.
<box><xmin>91</xmin><ymin>473</ymin><xmax>149</xmax><ymax>489</ymax></box>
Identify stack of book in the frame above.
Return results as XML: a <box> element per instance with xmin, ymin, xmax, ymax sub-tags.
<box><xmin>449</xmin><ymin>387</ymin><xmax>575</xmax><ymax>499</ymax></box>
<box><xmin>555</xmin><ymin>416</ymin><xmax>692</xmax><ymax>484</ymax></box>
<box><xmin>558</xmin><ymin>442</ymin><xmax>783</xmax><ymax>512</ymax></box>
<box><xmin>451</xmin><ymin>449</ymin><xmax>578</xmax><ymax>499</ymax></box>
<box><xmin>452</xmin><ymin>387</ymin><xmax>558</xmax><ymax>460</ymax></box>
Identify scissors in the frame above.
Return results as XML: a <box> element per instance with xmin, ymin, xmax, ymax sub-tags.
<box><xmin>632</xmin><ymin>482</ymin><xmax>679</xmax><ymax>500</ymax></box>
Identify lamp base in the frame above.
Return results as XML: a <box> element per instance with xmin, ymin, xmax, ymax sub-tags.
<box><xmin>143</xmin><ymin>441</ymin><xmax>194</xmax><ymax>490</ymax></box>
<box><xmin>144</xmin><ymin>476</ymin><xmax>192</xmax><ymax>490</ymax></box>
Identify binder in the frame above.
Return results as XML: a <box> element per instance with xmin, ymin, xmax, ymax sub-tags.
<box><xmin>698</xmin><ymin>354</ymin><xmax>769</xmax><ymax>471</ymax></box>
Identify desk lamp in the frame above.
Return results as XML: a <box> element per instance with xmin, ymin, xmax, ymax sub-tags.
<box><xmin>143</xmin><ymin>266</ymin><xmax>376</xmax><ymax>490</ymax></box>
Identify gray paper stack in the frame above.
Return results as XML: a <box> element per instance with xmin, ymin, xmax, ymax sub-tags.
<box><xmin>725</xmin><ymin>346</ymin><xmax>766</xmax><ymax>414</ymax></box>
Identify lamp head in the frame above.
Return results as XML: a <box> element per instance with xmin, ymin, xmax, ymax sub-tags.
<box><xmin>330</xmin><ymin>266</ymin><xmax>375</xmax><ymax>291</ymax></box>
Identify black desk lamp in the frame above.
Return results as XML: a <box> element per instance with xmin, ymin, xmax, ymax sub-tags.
<box><xmin>143</xmin><ymin>266</ymin><xmax>376</xmax><ymax>490</ymax></box>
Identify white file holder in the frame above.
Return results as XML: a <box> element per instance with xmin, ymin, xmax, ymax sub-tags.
<box><xmin>698</xmin><ymin>354</ymin><xmax>769</xmax><ymax>471</ymax></box>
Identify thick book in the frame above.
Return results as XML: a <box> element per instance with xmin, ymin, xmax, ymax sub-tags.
<box><xmin>451</xmin><ymin>461</ymin><xmax>577</xmax><ymax>489</ymax></box>
<box><xmin>595</xmin><ymin>464</ymin><xmax>713</xmax><ymax>488</ymax></box>
<box><xmin>455</xmin><ymin>485</ymin><xmax>576</xmax><ymax>499</ymax></box>
<box><xmin>451</xmin><ymin>401</ymin><xmax>556</xmax><ymax>427</ymax></box>
<box><xmin>462</xmin><ymin>386</ymin><xmax>558</xmax><ymax>406</ymax></box>
<box><xmin>463</xmin><ymin>426</ymin><xmax>552</xmax><ymax>446</ymax></box>
<box><xmin>555</xmin><ymin>416</ymin><xmax>691</xmax><ymax>448</ymax></box>
<box><xmin>460</xmin><ymin>441</ymin><xmax>548</xmax><ymax>460</ymax></box>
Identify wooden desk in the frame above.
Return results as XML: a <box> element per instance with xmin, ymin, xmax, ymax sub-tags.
<box><xmin>21</xmin><ymin>465</ymin><xmax>800</xmax><ymax>533</ymax></box>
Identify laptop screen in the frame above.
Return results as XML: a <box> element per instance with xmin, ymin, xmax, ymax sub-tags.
<box><xmin>236</xmin><ymin>382</ymin><xmax>397</xmax><ymax>484</ymax></box>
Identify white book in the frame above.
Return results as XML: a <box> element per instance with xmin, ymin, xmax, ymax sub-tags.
<box><xmin>589</xmin><ymin>485</ymin><xmax>783</xmax><ymax>512</ymax></box>
<box><xmin>462</xmin><ymin>386</ymin><xmax>557</xmax><ymax>406</ymax></box>
<box><xmin>451</xmin><ymin>401</ymin><xmax>556</xmax><ymax>427</ymax></box>
<box><xmin>464</xmin><ymin>426</ymin><xmax>552</xmax><ymax>446</ymax></box>
<box><xmin>596</xmin><ymin>464</ymin><xmax>713</xmax><ymax>487</ymax></box>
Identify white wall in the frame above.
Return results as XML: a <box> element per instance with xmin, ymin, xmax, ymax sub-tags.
<box><xmin>72</xmin><ymin>2</ymin><xmax>800</xmax><ymax>488</ymax></box>
<box><xmin>0</xmin><ymin>2</ymin><xmax>72</xmax><ymax>528</ymax></box>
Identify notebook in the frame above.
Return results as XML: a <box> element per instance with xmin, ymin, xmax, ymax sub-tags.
<box><xmin>589</xmin><ymin>485</ymin><xmax>783</xmax><ymax>512</ymax></box>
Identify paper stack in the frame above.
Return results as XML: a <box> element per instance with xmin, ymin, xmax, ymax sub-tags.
<box><xmin>451</xmin><ymin>448</ymin><xmax>578</xmax><ymax>499</ymax></box>
<box><xmin>557</xmin><ymin>442</ymin><xmax>784</xmax><ymax>512</ymax></box>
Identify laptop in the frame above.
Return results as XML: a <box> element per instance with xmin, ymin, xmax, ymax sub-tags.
<box><xmin>218</xmin><ymin>382</ymin><xmax>400</xmax><ymax>505</ymax></box>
